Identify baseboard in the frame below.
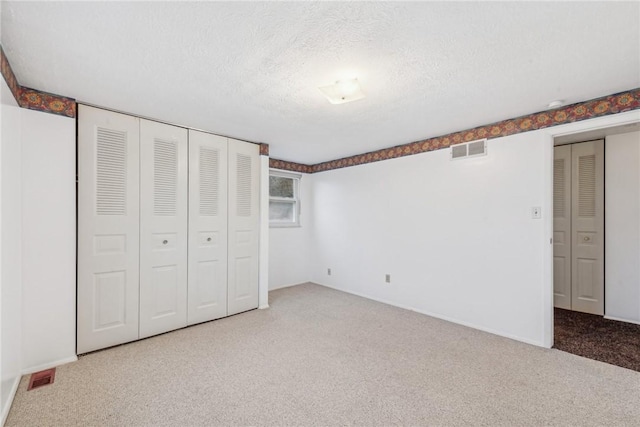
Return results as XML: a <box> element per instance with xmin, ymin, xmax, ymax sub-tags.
<box><xmin>1</xmin><ymin>375</ymin><xmax>20</xmax><ymax>427</ymax></box>
<box><xmin>258</xmin><ymin>304</ymin><xmax>270</xmax><ymax>309</ymax></box>
<box><xmin>314</xmin><ymin>282</ymin><xmax>546</xmax><ymax>348</ymax></box>
<box><xmin>604</xmin><ymin>315</ymin><xmax>640</xmax><ymax>326</ymax></box>
<box><xmin>268</xmin><ymin>282</ymin><xmax>306</xmax><ymax>291</ymax></box>
<box><xmin>21</xmin><ymin>355</ymin><xmax>78</xmax><ymax>375</ymax></box>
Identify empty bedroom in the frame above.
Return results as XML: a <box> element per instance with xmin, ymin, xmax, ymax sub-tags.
<box><xmin>1</xmin><ymin>1</ymin><xmax>639</xmax><ymax>426</ymax></box>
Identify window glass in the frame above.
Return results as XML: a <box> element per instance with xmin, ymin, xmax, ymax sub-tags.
<box><xmin>269</xmin><ymin>176</ymin><xmax>294</xmax><ymax>198</ymax></box>
<box><xmin>269</xmin><ymin>201</ymin><xmax>295</xmax><ymax>222</ymax></box>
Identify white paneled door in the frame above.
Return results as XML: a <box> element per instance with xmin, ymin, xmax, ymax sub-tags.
<box><xmin>188</xmin><ymin>130</ymin><xmax>228</xmax><ymax>325</ymax></box>
<box><xmin>139</xmin><ymin>119</ymin><xmax>189</xmax><ymax>338</ymax></box>
<box><xmin>77</xmin><ymin>105</ymin><xmax>141</xmax><ymax>354</ymax></box>
<box><xmin>552</xmin><ymin>140</ymin><xmax>604</xmax><ymax>315</ymax></box>
<box><xmin>227</xmin><ymin>139</ymin><xmax>260</xmax><ymax>315</ymax></box>
<box><xmin>553</xmin><ymin>145</ymin><xmax>572</xmax><ymax>309</ymax></box>
<box><xmin>571</xmin><ymin>140</ymin><xmax>604</xmax><ymax>315</ymax></box>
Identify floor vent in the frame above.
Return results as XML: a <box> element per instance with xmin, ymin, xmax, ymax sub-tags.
<box><xmin>28</xmin><ymin>368</ymin><xmax>56</xmax><ymax>391</ymax></box>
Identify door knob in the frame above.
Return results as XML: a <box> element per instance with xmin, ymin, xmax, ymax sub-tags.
<box><xmin>207</xmin><ymin>237</ymin><xmax>212</xmax><ymax>242</ymax></box>
<box><xmin>163</xmin><ymin>240</ymin><xmax>168</xmax><ymax>245</ymax></box>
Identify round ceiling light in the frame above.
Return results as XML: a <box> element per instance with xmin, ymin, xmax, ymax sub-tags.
<box><xmin>548</xmin><ymin>100</ymin><xmax>564</xmax><ymax>109</ymax></box>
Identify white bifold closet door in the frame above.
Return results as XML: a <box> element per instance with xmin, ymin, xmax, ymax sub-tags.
<box><xmin>78</xmin><ymin>106</ymin><xmax>261</xmax><ymax>352</ymax></box>
<box><xmin>77</xmin><ymin>105</ymin><xmax>140</xmax><ymax>354</ymax></box>
<box><xmin>139</xmin><ymin>119</ymin><xmax>189</xmax><ymax>338</ymax></box>
<box><xmin>188</xmin><ymin>130</ymin><xmax>228</xmax><ymax>325</ymax></box>
<box><xmin>553</xmin><ymin>145</ymin><xmax>572</xmax><ymax>310</ymax></box>
<box><xmin>571</xmin><ymin>140</ymin><xmax>604</xmax><ymax>315</ymax></box>
<box><xmin>227</xmin><ymin>139</ymin><xmax>260</xmax><ymax>315</ymax></box>
<box><xmin>553</xmin><ymin>140</ymin><xmax>604</xmax><ymax>315</ymax></box>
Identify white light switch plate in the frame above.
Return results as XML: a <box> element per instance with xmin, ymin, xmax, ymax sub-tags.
<box><xmin>532</xmin><ymin>206</ymin><xmax>542</xmax><ymax>219</ymax></box>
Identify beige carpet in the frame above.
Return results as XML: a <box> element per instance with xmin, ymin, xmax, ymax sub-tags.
<box><xmin>6</xmin><ymin>283</ymin><xmax>640</xmax><ymax>426</ymax></box>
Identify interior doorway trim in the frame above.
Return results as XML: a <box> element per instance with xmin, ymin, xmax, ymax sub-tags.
<box><xmin>542</xmin><ymin>109</ymin><xmax>640</xmax><ymax>348</ymax></box>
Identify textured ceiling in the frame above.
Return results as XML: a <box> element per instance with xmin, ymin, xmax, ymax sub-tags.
<box><xmin>2</xmin><ymin>1</ymin><xmax>639</xmax><ymax>164</ymax></box>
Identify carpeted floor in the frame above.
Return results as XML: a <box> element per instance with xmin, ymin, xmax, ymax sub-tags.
<box><xmin>6</xmin><ymin>283</ymin><xmax>640</xmax><ymax>426</ymax></box>
<box><xmin>554</xmin><ymin>307</ymin><xmax>640</xmax><ymax>372</ymax></box>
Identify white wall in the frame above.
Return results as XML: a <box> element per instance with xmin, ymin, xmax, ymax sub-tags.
<box><xmin>269</xmin><ymin>171</ymin><xmax>313</xmax><ymax>290</ymax></box>
<box><xmin>605</xmin><ymin>130</ymin><xmax>640</xmax><ymax>324</ymax></box>
<box><xmin>20</xmin><ymin>108</ymin><xmax>76</xmax><ymax>373</ymax></box>
<box><xmin>310</xmin><ymin>132</ymin><xmax>550</xmax><ymax>345</ymax></box>
<box><xmin>263</xmin><ymin>111</ymin><xmax>639</xmax><ymax>347</ymax></box>
<box><xmin>1</xmin><ymin>78</ymin><xmax>22</xmax><ymax>424</ymax></box>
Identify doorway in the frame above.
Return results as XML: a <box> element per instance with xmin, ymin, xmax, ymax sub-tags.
<box><xmin>551</xmin><ymin>126</ymin><xmax>640</xmax><ymax>372</ymax></box>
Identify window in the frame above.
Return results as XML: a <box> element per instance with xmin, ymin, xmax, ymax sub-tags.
<box><xmin>269</xmin><ymin>170</ymin><xmax>301</xmax><ymax>227</ymax></box>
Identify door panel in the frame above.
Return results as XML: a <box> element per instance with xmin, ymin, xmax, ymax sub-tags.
<box><xmin>77</xmin><ymin>105</ymin><xmax>140</xmax><ymax>353</ymax></box>
<box><xmin>553</xmin><ymin>145</ymin><xmax>572</xmax><ymax>309</ymax></box>
<box><xmin>228</xmin><ymin>139</ymin><xmax>260</xmax><ymax>315</ymax></box>
<box><xmin>93</xmin><ymin>271</ymin><xmax>127</xmax><ymax>330</ymax></box>
<box><xmin>139</xmin><ymin>119</ymin><xmax>188</xmax><ymax>338</ymax></box>
<box><xmin>188</xmin><ymin>130</ymin><xmax>228</xmax><ymax>325</ymax></box>
<box><xmin>196</xmin><ymin>261</ymin><xmax>220</xmax><ymax>303</ymax></box>
<box><xmin>576</xmin><ymin>258</ymin><xmax>597</xmax><ymax>299</ymax></box>
<box><xmin>571</xmin><ymin>140</ymin><xmax>604</xmax><ymax>315</ymax></box>
<box><xmin>151</xmin><ymin>265</ymin><xmax>179</xmax><ymax>316</ymax></box>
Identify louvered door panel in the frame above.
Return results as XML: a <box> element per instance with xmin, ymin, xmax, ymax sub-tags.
<box><xmin>553</xmin><ymin>146</ymin><xmax>572</xmax><ymax>310</ymax></box>
<box><xmin>153</xmin><ymin>139</ymin><xmax>178</xmax><ymax>216</ymax></box>
<box><xmin>228</xmin><ymin>139</ymin><xmax>260</xmax><ymax>315</ymax></box>
<box><xmin>96</xmin><ymin>128</ymin><xmax>127</xmax><ymax>215</ymax></box>
<box><xmin>188</xmin><ymin>130</ymin><xmax>228</xmax><ymax>325</ymax></box>
<box><xmin>571</xmin><ymin>140</ymin><xmax>604</xmax><ymax>315</ymax></box>
<box><xmin>578</xmin><ymin>155</ymin><xmax>596</xmax><ymax>217</ymax></box>
<box><xmin>139</xmin><ymin>119</ymin><xmax>188</xmax><ymax>338</ymax></box>
<box><xmin>77</xmin><ymin>105</ymin><xmax>140</xmax><ymax>353</ymax></box>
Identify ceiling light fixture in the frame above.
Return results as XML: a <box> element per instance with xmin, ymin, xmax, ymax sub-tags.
<box><xmin>548</xmin><ymin>100</ymin><xmax>564</xmax><ymax>109</ymax></box>
<box><xmin>318</xmin><ymin>78</ymin><xmax>366</xmax><ymax>105</ymax></box>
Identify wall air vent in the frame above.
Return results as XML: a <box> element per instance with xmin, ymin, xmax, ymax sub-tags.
<box><xmin>450</xmin><ymin>138</ymin><xmax>487</xmax><ymax>160</ymax></box>
<box><xmin>451</xmin><ymin>144</ymin><xmax>467</xmax><ymax>159</ymax></box>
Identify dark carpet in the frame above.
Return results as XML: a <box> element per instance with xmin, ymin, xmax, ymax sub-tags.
<box><xmin>554</xmin><ymin>308</ymin><xmax>640</xmax><ymax>372</ymax></box>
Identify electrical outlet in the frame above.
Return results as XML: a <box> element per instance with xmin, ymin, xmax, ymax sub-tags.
<box><xmin>327</xmin><ymin>268</ymin><xmax>332</xmax><ymax>276</ymax></box>
<box><xmin>532</xmin><ymin>206</ymin><xmax>542</xmax><ymax>219</ymax></box>
<box><xmin>385</xmin><ymin>274</ymin><xmax>391</xmax><ymax>283</ymax></box>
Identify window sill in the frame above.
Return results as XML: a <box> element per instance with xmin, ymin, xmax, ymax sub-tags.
<box><xmin>269</xmin><ymin>222</ymin><xmax>301</xmax><ymax>228</ymax></box>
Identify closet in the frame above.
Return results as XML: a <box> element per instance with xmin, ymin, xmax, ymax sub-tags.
<box><xmin>77</xmin><ymin>105</ymin><xmax>260</xmax><ymax>354</ymax></box>
<box><xmin>553</xmin><ymin>139</ymin><xmax>604</xmax><ymax>315</ymax></box>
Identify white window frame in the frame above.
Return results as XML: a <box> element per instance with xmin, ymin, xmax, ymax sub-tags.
<box><xmin>269</xmin><ymin>170</ymin><xmax>301</xmax><ymax>228</ymax></box>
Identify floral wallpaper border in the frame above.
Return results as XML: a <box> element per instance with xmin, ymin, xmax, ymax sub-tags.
<box><xmin>17</xmin><ymin>86</ymin><xmax>76</xmax><ymax>117</ymax></box>
<box><xmin>259</xmin><ymin>143</ymin><xmax>270</xmax><ymax>156</ymax></box>
<box><xmin>1</xmin><ymin>45</ymin><xmax>21</xmax><ymax>102</ymax></box>
<box><xmin>271</xmin><ymin>88</ymin><xmax>640</xmax><ymax>174</ymax></box>
<box><xmin>1</xmin><ymin>45</ymin><xmax>77</xmax><ymax>118</ymax></box>
<box><xmin>269</xmin><ymin>158</ymin><xmax>314</xmax><ymax>174</ymax></box>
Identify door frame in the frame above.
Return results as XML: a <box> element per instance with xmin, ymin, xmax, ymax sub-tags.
<box><xmin>542</xmin><ymin>110</ymin><xmax>640</xmax><ymax>348</ymax></box>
